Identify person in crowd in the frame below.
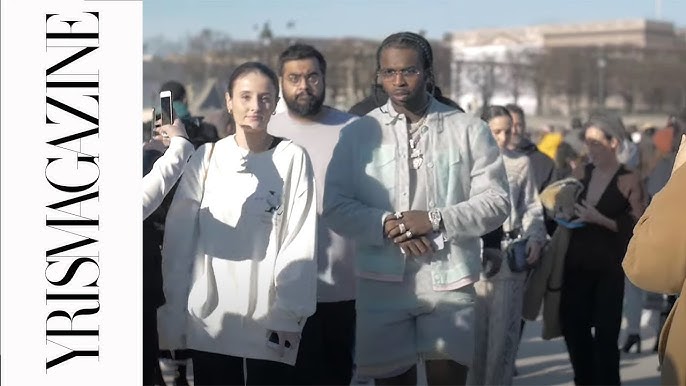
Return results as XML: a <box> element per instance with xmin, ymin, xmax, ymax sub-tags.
<box><xmin>268</xmin><ymin>43</ymin><xmax>358</xmax><ymax>386</ymax></box>
<box><xmin>623</xmin><ymin>132</ymin><xmax>685</xmax><ymax>386</ymax></box>
<box><xmin>621</xmin><ymin>124</ymin><xmax>658</xmax><ymax>356</ymax></box>
<box><xmin>323</xmin><ymin>32</ymin><xmax>510</xmax><ymax>386</ymax></box>
<box><xmin>503</xmin><ymin>103</ymin><xmax>556</xmax><ymax>377</ymax></box>
<box><xmin>469</xmin><ymin>106</ymin><xmax>546</xmax><ymax>385</ymax></box>
<box><xmin>637</xmin><ymin>124</ymin><xmax>659</xmax><ymax>184</ymax></box>
<box><xmin>157</xmin><ymin>62</ymin><xmax>318</xmax><ymax>385</ymax></box>
<box><xmin>565</xmin><ymin>117</ymin><xmax>586</xmax><ymax>156</ymax></box>
<box><xmin>555</xmin><ymin>118</ymin><xmax>586</xmax><ymax>180</ymax></box>
<box><xmin>142</xmin><ymin>118</ymin><xmax>193</xmax><ymax>386</ymax></box>
<box><xmin>143</xmin><ymin>119</ymin><xmax>194</xmax><ymax>219</ymax></box>
<box><xmin>505</xmin><ymin>104</ymin><xmax>555</xmax><ymax>194</ymax></box>
<box><xmin>149</xmin><ymin>81</ymin><xmax>222</xmax><ymax>386</ymax></box>
<box><xmin>647</xmin><ymin>110</ymin><xmax>686</xmax><ymax>199</ymax></box>
<box><xmin>560</xmin><ymin>112</ymin><xmax>646</xmax><ymax>385</ymax></box>
<box><xmin>158</xmin><ymin>80</ymin><xmax>220</xmax><ymax>148</ymax></box>
<box><xmin>616</xmin><ymin>127</ymin><xmax>640</xmax><ymax>171</ymax></box>
<box><xmin>348</xmin><ymin>83</ymin><xmax>388</xmax><ymax>117</ymax></box>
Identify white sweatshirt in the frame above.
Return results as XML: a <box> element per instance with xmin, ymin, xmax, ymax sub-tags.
<box><xmin>157</xmin><ymin>135</ymin><xmax>317</xmax><ymax>365</ymax></box>
<box><xmin>142</xmin><ymin>137</ymin><xmax>194</xmax><ymax>219</ymax></box>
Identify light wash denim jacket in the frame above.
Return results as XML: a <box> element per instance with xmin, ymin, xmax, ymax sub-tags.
<box><xmin>322</xmin><ymin>97</ymin><xmax>510</xmax><ymax>290</ymax></box>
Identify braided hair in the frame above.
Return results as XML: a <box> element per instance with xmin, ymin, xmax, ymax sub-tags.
<box><xmin>374</xmin><ymin>32</ymin><xmax>436</xmax><ymax>112</ymax></box>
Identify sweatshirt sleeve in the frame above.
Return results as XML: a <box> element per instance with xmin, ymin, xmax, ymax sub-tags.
<box><xmin>157</xmin><ymin>143</ymin><xmax>211</xmax><ymax>348</ymax></box>
<box><xmin>440</xmin><ymin>120</ymin><xmax>511</xmax><ymax>240</ymax></box>
<box><xmin>623</xmin><ymin>165</ymin><xmax>686</xmax><ymax>295</ymax></box>
<box><xmin>322</xmin><ymin>124</ymin><xmax>392</xmax><ymax>247</ymax></box>
<box><xmin>142</xmin><ymin>137</ymin><xmax>195</xmax><ymax>219</ymax></box>
<box><xmin>266</xmin><ymin>148</ymin><xmax>318</xmax><ymax>332</ymax></box>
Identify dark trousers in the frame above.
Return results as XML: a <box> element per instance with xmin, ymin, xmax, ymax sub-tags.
<box><xmin>560</xmin><ymin>267</ymin><xmax>624</xmax><ymax>385</ymax></box>
<box><xmin>295</xmin><ymin>300</ymin><xmax>356</xmax><ymax>386</ymax></box>
<box><xmin>143</xmin><ymin>307</ymin><xmax>162</xmax><ymax>385</ymax></box>
<box><xmin>191</xmin><ymin>350</ymin><xmax>296</xmax><ymax>386</ymax></box>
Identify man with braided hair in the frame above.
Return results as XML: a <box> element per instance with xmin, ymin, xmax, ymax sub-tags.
<box><xmin>323</xmin><ymin>32</ymin><xmax>510</xmax><ymax>385</ymax></box>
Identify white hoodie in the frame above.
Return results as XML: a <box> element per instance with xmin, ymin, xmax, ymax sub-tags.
<box><xmin>157</xmin><ymin>135</ymin><xmax>317</xmax><ymax>365</ymax></box>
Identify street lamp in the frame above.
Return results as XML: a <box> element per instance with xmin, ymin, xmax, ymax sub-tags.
<box><xmin>597</xmin><ymin>51</ymin><xmax>607</xmax><ymax>110</ymax></box>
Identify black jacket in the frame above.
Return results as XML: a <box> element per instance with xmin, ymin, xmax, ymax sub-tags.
<box><xmin>516</xmin><ymin>138</ymin><xmax>555</xmax><ymax>193</ymax></box>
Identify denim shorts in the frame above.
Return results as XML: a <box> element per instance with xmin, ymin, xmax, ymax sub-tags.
<box><xmin>355</xmin><ymin>258</ymin><xmax>476</xmax><ymax>378</ymax></box>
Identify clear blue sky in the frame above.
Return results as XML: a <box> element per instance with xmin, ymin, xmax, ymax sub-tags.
<box><xmin>144</xmin><ymin>0</ymin><xmax>686</xmax><ymax>42</ymax></box>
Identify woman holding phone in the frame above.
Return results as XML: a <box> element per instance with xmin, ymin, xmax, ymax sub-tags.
<box><xmin>560</xmin><ymin>112</ymin><xmax>646</xmax><ymax>385</ymax></box>
<box><xmin>157</xmin><ymin>61</ymin><xmax>317</xmax><ymax>385</ymax></box>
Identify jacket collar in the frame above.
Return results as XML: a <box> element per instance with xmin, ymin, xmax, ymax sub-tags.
<box><xmin>380</xmin><ymin>94</ymin><xmax>437</xmax><ymax>127</ymax></box>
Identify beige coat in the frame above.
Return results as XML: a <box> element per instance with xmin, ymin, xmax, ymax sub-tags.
<box><xmin>623</xmin><ymin>163</ymin><xmax>686</xmax><ymax>386</ymax></box>
<box><xmin>522</xmin><ymin>226</ymin><xmax>570</xmax><ymax>340</ymax></box>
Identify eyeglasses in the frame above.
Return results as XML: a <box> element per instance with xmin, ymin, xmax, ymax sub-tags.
<box><xmin>286</xmin><ymin>73</ymin><xmax>321</xmax><ymax>86</ymax></box>
<box><xmin>378</xmin><ymin>67</ymin><xmax>422</xmax><ymax>80</ymax></box>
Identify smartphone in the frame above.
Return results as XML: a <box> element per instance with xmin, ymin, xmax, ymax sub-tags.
<box><xmin>267</xmin><ymin>331</ymin><xmax>291</xmax><ymax>349</ymax></box>
<box><xmin>159</xmin><ymin>90</ymin><xmax>173</xmax><ymax>126</ymax></box>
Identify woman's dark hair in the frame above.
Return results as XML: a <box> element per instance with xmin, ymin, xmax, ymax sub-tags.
<box><xmin>480</xmin><ymin>105</ymin><xmax>512</xmax><ymax>123</ymax></box>
<box><xmin>584</xmin><ymin>112</ymin><xmax>626</xmax><ymax>142</ymax></box>
<box><xmin>226</xmin><ymin>62</ymin><xmax>279</xmax><ymax>98</ymax></box>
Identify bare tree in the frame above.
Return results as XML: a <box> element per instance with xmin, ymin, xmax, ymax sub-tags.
<box><xmin>503</xmin><ymin>49</ymin><xmax>534</xmax><ymax>104</ymax></box>
<box><xmin>464</xmin><ymin>56</ymin><xmax>499</xmax><ymax>110</ymax></box>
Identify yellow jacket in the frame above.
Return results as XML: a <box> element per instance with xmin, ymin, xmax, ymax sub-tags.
<box><xmin>537</xmin><ymin>132</ymin><xmax>564</xmax><ymax>161</ymax></box>
<box><xmin>623</xmin><ymin>164</ymin><xmax>686</xmax><ymax>386</ymax></box>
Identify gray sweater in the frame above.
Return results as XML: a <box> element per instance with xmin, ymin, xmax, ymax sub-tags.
<box><xmin>502</xmin><ymin>149</ymin><xmax>547</xmax><ymax>244</ymax></box>
<box><xmin>269</xmin><ymin>107</ymin><xmax>358</xmax><ymax>302</ymax></box>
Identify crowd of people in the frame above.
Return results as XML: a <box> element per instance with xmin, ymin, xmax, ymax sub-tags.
<box><xmin>141</xmin><ymin>32</ymin><xmax>686</xmax><ymax>386</ymax></box>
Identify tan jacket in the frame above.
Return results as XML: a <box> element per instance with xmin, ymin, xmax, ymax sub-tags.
<box><xmin>522</xmin><ymin>226</ymin><xmax>570</xmax><ymax>340</ymax></box>
<box><xmin>623</xmin><ymin>164</ymin><xmax>686</xmax><ymax>386</ymax></box>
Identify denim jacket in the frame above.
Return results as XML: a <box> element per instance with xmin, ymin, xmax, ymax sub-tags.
<box><xmin>322</xmin><ymin>97</ymin><xmax>510</xmax><ymax>290</ymax></box>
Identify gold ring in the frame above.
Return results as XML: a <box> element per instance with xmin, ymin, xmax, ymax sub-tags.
<box><xmin>405</xmin><ymin>230</ymin><xmax>413</xmax><ymax>239</ymax></box>
<box><xmin>399</xmin><ymin>223</ymin><xmax>406</xmax><ymax>233</ymax></box>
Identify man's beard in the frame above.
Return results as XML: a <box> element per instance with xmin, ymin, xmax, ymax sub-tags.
<box><xmin>284</xmin><ymin>90</ymin><xmax>325</xmax><ymax>117</ymax></box>
<box><xmin>508</xmin><ymin>134</ymin><xmax>522</xmax><ymax>149</ymax></box>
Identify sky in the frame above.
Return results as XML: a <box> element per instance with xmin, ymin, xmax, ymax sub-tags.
<box><xmin>143</xmin><ymin>0</ymin><xmax>686</xmax><ymax>43</ymax></box>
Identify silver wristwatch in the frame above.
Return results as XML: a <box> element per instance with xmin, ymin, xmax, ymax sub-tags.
<box><xmin>428</xmin><ymin>208</ymin><xmax>442</xmax><ymax>232</ymax></box>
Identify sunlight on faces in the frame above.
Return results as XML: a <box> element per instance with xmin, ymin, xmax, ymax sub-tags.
<box><xmin>226</xmin><ymin>72</ymin><xmax>278</xmax><ymax>134</ymax></box>
<box><xmin>584</xmin><ymin>126</ymin><xmax>619</xmax><ymax>166</ymax></box>
<box><xmin>281</xmin><ymin>58</ymin><xmax>325</xmax><ymax>117</ymax></box>
<box><xmin>379</xmin><ymin>47</ymin><xmax>426</xmax><ymax>109</ymax></box>
<box><xmin>488</xmin><ymin>116</ymin><xmax>512</xmax><ymax>149</ymax></box>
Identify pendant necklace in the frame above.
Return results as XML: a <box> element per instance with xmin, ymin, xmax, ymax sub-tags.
<box><xmin>408</xmin><ymin>107</ymin><xmax>429</xmax><ymax>170</ymax></box>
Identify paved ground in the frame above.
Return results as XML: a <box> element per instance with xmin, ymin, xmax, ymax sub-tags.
<box><xmin>161</xmin><ymin>313</ymin><xmax>663</xmax><ymax>386</ymax></box>
<box><xmin>513</xmin><ymin>317</ymin><xmax>661</xmax><ymax>386</ymax></box>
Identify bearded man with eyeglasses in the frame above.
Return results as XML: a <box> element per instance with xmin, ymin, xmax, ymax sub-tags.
<box><xmin>268</xmin><ymin>43</ymin><xmax>359</xmax><ymax>386</ymax></box>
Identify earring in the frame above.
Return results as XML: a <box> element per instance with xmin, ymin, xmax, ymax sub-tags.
<box><xmin>228</xmin><ymin>109</ymin><xmax>232</xmax><ymax>115</ymax></box>
<box><xmin>272</xmin><ymin>110</ymin><xmax>276</xmax><ymax>116</ymax></box>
